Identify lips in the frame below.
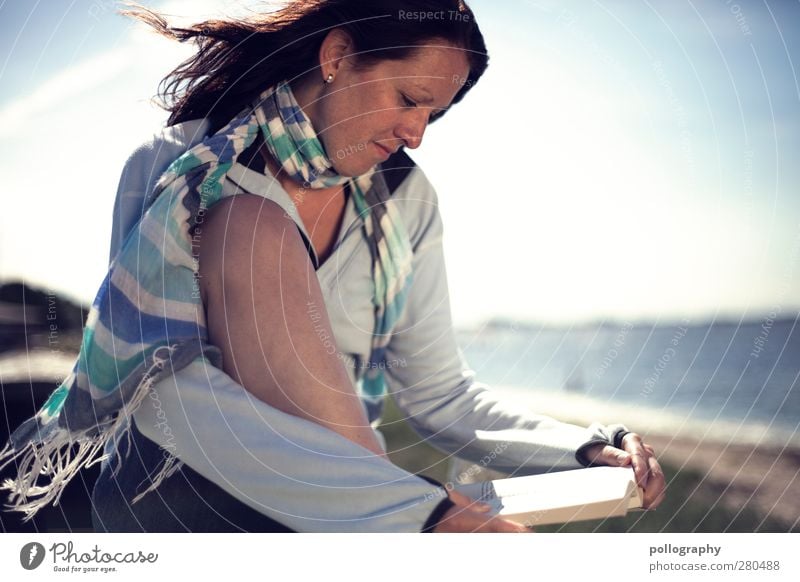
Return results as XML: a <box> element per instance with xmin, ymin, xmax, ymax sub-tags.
<box><xmin>373</xmin><ymin>142</ymin><xmax>393</xmax><ymax>159</ymax></box>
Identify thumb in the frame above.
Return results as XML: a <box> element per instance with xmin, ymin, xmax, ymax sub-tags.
<box><xmin>588</xmin><ymin>444</ymin><xmax>631</xmax><ymax>467</ymax></box>
<box><xmin>448</xmin><ymin>489</ymin><xmax>492</xmax><ymax>512</ymax></box>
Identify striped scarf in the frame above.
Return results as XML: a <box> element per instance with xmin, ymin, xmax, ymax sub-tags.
<box><xmin>0</xmin><ymin>80</ymin><xmax>414</xmax><ymax>518</ymax></box>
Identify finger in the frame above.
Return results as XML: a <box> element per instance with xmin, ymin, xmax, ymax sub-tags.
<box><xmin>622</xmin><ymin>435</ymin><xmax>650</xmax><ymax>489</ymax></box>
<box><xmin>453</xmin><ymin>505</ymin><xmax>527</xmax><ymax>533</ymax></box>
<box><xmin>482</xmin><ymin>516</ymin><xmax>529</xmax><ymax>533</ymax></box>
<box><xmin>447</xmin><ymin>490</ymin><xmax>473</xmax><ymax>506</ymax></box>
<box><xmin>642</xmin><ymin>455</ymin><xmax>666</xmax><ymax>509</ymax></box>
<box><xmin>448</xmin><ymin>489</ymin><xmax>492</xmax><ymax>512</ymax></box>
<box><xmin>587</xmin><ymin>444</ymin><xmax>631</xmax><ymax>467</ymax></box>
<box><xmin>630</xmin><ymin>452</ymin><xmax>650</xmax><ymax>489</ymax></box>
<box><xmin>436</xmin><ymin>506</ymin><xmax>527</xmax><ymax>533</ymax></box>
<box><xmin>434</xmin><ymin>505</ymin><xmax>487</xmax><ymax>533</ymax></box>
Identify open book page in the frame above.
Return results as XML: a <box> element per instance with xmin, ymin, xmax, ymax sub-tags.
<box><xmin>453</xmin><ymin>466</ymin><xmax>644</xmax><ymax>527</ymax></box>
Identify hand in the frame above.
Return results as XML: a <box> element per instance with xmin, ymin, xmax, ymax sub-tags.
<box><xmin>433</xmin><ymin>489</ymin><xmax>530</xmax><ymax>533</ymax></box>
<box><xmin>583</xmin><ymin>433</ymin><xmax>666</xmax><ymax>509</ymax></box>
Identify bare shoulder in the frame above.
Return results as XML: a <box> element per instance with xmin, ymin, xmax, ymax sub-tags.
<box><xmin>201</xmin><ymin>193</ymin><xmax>295</xmax><ymax>235</ymax></box>
<box><xmin>196</xmin><ymin>194</ymin><xmax>311</xmax><ymax>303</ymax></box>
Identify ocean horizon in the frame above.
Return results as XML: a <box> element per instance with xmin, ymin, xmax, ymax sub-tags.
<box><xmin>455</xmin><ymin>317</ymin><xmax>799</xmax><ymax>447</ymax></box>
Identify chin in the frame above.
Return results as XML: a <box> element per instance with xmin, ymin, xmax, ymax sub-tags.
<box><xmin>332</xmin><ymin>157</ymin><xmax>378</xmax><ymax>178</ymax></box>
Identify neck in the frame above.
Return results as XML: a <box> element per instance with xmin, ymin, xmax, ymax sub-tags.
<box><xmin>289</xmin><ymin>74</ymin><xmax>325</xmax><ymax>135</ymax></box>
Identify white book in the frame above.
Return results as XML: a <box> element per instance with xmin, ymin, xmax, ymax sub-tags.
<box><xmin>453</xmin><ymin>466</ymin><xmax>644</xmax><ymax>527</ymax></box>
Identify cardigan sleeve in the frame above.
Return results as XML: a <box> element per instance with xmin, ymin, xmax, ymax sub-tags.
<box><xmin>130</xmin><ymin>358</ymin><xmax>453</xmax><ymax>532</ymax></box>
<box><xmin>383</xmin><ymin>170</ymin><xmax>628</xmax><ymax>475</ymax></box>
<box><xmin>109</xmin><ymin>119</ymin><xmax>211</xmax><ymax>264</ymax></box>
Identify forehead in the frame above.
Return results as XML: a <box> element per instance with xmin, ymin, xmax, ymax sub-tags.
<box><xmin>369</xmin><ymin>45</ymin><xmax>471</xmax><ymax>101</ymax></box>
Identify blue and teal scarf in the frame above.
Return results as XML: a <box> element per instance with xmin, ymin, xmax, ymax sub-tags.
<box><xmin>0</xmin><ymin>80</ymin><xmax>414</xmax><ymax>518</ymax></box>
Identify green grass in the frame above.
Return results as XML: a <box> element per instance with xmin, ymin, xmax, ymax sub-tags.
<box><xmin>378</xmin><ymin>396</ymin><xmax>451</xmax><ymax>485</ymax></box>
<box><xmin>378</xmin><ymin>396</ymin><xmax>797</xmax><ymax>533</ymax></box>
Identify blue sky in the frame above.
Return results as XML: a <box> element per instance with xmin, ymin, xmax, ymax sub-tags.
<box><xmin>1</xmin><ymin>0</ymin><xmax>798</xmax><ymax>326</ymax></box>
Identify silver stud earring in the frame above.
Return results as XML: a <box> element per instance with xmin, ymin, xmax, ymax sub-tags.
<box><xmin>324</xmin><ymin>73</ymin><xmax>334</xmax><ymax>85</ymax></box>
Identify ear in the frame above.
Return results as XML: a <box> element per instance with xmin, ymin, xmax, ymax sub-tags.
<box><xmin>318</xmin><ymin>28</ymin><xmax>355</xmax><ymax>80</ymax></box>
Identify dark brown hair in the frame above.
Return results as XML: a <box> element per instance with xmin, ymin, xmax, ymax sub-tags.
<box><xmin>123</xmin><ymin>0</ymin><xmax>489</xmax><ymax>133</ymax></box>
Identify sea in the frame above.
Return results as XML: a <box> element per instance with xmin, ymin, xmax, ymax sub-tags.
<box><xmin>454</xmin><ymin>317</ymin><xmax>800</xmax><ymax>446</ymax></box>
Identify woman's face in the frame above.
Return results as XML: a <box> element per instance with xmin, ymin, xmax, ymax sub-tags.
<box><xmin>302</xmin><ymin>33</ymin><xmax>471</xmax><ymax>177</ymax></box>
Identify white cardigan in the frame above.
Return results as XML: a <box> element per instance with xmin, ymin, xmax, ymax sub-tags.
<box><xmin>106</xmin><ymin>119</ymin><xmax>628</xmax><ymax>532</ymax></box>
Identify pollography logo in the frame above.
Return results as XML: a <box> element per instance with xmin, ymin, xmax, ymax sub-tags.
<box><xmin>20</xmin><ymin>542</ymin><xmax>46</xmax><ymax>570</ymax></box>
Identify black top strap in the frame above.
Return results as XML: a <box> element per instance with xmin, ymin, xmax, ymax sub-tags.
<box><xmin>379</xmin><ymin>149</ymin><xmax>417</xmax><ymax>195</ymax></box>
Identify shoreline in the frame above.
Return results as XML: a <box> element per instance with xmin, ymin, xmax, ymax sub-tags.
<box><xmin>491</xmin><ymin>385</ymin><xmax>800</xmax><ymax>449</ymax></box>
<box><xmin>490</xmin><ymin>385</ymin><xmax>800</xmax><ymax>530</ymax></box>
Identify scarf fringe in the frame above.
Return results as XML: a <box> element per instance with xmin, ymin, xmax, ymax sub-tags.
<box><xmin>1</xmin><ymin>434</ymin><xmax>108</xmax><ymax>520</ymax></box>
<box><xmin>1</xmin><ymin>345</ymin><xmax>184</xmax><ymax>521</ymax></box>
<box><xmin>130</xmin><ymin>451</ymin><xmax>183</xmax><ymax>505</ymax></box>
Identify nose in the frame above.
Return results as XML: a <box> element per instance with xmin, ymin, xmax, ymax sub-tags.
<box><xmin>395</xmin><ymin>110</ymin><xmax>429</xmax><ymax>150</ymax></box>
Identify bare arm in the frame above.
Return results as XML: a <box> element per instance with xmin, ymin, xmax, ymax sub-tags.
<box><xmin>198</xmin><ymin>193</ymin><xmax>385</xmax><ymax>457</ymax></box>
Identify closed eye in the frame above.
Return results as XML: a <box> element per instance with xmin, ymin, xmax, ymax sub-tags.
<box><xmin>400</xmin><ymin>93</ymin><xmax>442</xmax><ymax>123</ymax></box>
<box><xmin>400</xmin><ymin>93</ymin><xmax>417</xmax><ymax>108</ymax></box>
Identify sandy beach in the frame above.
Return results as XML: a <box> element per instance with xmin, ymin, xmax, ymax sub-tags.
<box><xmin>476</xmin><ymin>386</ymin><xmax>800</xmax><ymax>531</ymax></box>
<box><xmin>643</xmin><ymin>434</ymin><xmax>799</xmax><ymax>530</ymax></box>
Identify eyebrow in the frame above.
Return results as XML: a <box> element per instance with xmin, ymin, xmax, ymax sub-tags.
<box><xmin>410</xmin><ymin>83</ymin><xmax>449</xmax><ymax>113</ymax></box>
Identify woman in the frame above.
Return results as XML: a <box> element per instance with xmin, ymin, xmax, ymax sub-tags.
<box><xmin>1</xmin><ymin>0</ymin><xmax>665</xmax><ymax>532</ymax></box>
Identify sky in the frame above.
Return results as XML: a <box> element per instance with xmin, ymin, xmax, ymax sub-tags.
<box><xmin>0</xmin><ymin>0</ymin><xmax>798</xmax><ymax>327</ymax></box>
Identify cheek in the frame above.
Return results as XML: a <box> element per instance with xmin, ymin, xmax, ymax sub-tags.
<box><xmin>322</xmin><ymin>122</ymin><xmax>369</xmax><ymax>172</ymax></box>
<box><xmin>318</xmin><ymin>99</ymin><xmax>364</xmax><ymax>156</ymax></box>
<box><xmin>330</xmin><ymin>118</ymin><xmax>396</xmax><ymax>173</ymax></box>
<box><xmin>317</xmin><ymin>88</ymin><xmax>398</xmax><ymax>175</ymax></box>
<box><xmin>335</xmin><ymin>86</ymin><xmax>396</xmax><ymax>136</ymax></box>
